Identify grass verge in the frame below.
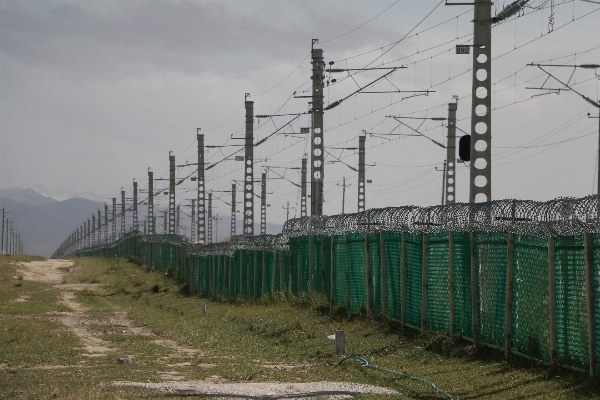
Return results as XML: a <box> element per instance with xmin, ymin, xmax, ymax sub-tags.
<box><xmin>1</xmin><ymin>255</ymin><xmax>599</xmax><ymax>399</ymax></box>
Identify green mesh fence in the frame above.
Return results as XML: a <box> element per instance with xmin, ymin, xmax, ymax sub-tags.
<box><xmin>512</xmin><ymin>235</ymin><xmax>550</xmax><ymax>362</ymax></box>
<box><xmin>476</xmin><ymin>232</ymin><xmax>507</xmax><ymax>350</ymax></box>
<box><xmin>333</xmin><ymin>235</ymin><xmax>349</xmax><ymax>307</ymax></box>
<box><xmin>555</xmin><ymin>236</ymin><xmax>589</xmax><ymax>370</ymax></box>
<box><xmin>322</xmin><ymin>236</ymin><xmax>332</xmax><ymax>302</ymax></box>
<box><xmin>311</xmin><ymin>236</ymin><xmax>322</xmax><ymax>295</ymax></box>
<box><xmin>77</xmin><ymin>230</ymin><xmax>600</xmax><ymax>374</ymax></box>
<box><xmin>427</xmin><ymin>233</ymin><xmax>450</xmax><ymax>333</ymax></box>
<box><xmin>299</xmin><ymin>236</ymin><xmax>310</xmax><ymax>294</ymax></box>
<box><xmin>346</xmin><ymin>232</ymin><xmax>367</xmax><ymax>314</ymax></box>
<box><xmin>404</xmin><ymin>233</ymin><xmax>422</xmax><ymax>329</ymax></box>
<box><xmin>368</xmin><ymin>234</ymin><xmax>382</xmax><ymax>316</ymax></box>
<box><xmin>383</xmin><ymin>231</ymin><xmax>402</xmax><ymax>321</ymax></box>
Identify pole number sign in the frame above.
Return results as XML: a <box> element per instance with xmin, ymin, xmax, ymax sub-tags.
<box><xmin>456</xmin><ymin>45</ymin><xmax>470</xmax><ymax>55</ymax></box>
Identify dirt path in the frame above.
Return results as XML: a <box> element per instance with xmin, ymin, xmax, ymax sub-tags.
<box><xmin>14</xmin><ymin>259</ymin><xmax>398</xmax><ymax>398</ymax></box>
<box><xmin>105</xmin><ymin>381</ymin><xmax>398</xmax><ymax>398</ymax></box>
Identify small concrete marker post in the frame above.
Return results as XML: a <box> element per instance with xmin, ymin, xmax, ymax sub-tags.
<box><xmin>202</xmin><ymin>302</ymin><xmax>206</xmax><ymax>314</ymax></box>
<box><xmin>335</xmin><ymin>330</ymin><xmax>345</xmax><ymax>354</ymax></box>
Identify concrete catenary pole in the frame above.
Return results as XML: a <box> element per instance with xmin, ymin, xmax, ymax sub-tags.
<box><xmin>133</xmin><ymin>180</ymin><xmax>138</xmax><ymax>232</ymax></box>
<box><xmin>148</xmin><ymin>169</ymin><xmax>154</xmax><ymax>235</ymax></box>
<box><xmin>1</xmin><ymin>207</ymin><xmax>5</xmax><ymax>254</ymax></box>
<box><xmin>231</xmin><ymin>184</ymin><xmax>236</xmax><ymax>239</ymax></box>
<box><xmin>310</xmin><ymin>40</ymin><xmax>325</xmax><ymax>216</ymax></box>
<box><xmin>358</xmin><ymin>135</ymin><xmax>366</xmax><ymax>212</ymax></box>
<box><xmin>112</xmin><ymin>198</ymin><xmax>117</xmax><ymax>242</ymax></box>
<box><xmin>176</xmin><ymin>205</ymin><xmax>180</xmax><ymax>235</ymax></box>
<box><xmin>197</xmin><ymin>130</ymin><xmax>206</xmax><ymax>243</ymax></box>
<box><xmin>469</xmin><ymin>0</ymin><xmax>492</xmax><ymax>203</ymax></box>
<box><xmin>243</xmin><ymin>96</ymin><xmax>255</xmax><ymax>235</ymax></box>
<box><xmin>261</xmin><ymin>172</ymin><xmax>267</xmax><ymax>235</ymax></box>
<box><xmin>92</xmin><ymin>214</ymin><xmax>96</xmax><ymax>247</ymax></box>
<box><xmin>120</xmin><ymin>189</ymin><xmax>126</xmax><ymax>237</ymax></box>
<box><xmin>104</xmin><ymin>204</ymin><xmax>108</xmax><ymax>243</ymax></box>
<box><xmin>208</xmin><ymin>192</ymin><xmax>213</xmax><ymax>243</ymax></box>
<box><xmin>169</xmin><ymin>154</ymin><xmax>176</xmax><ymax>234</ymax></box>
<box><xmin>191</xmin><ymin>199</ymin><xmax>196</xmax><ymax>243</ymax></box>
<box><xmin>446</xmin><ymin>101</ymin><xmax>458</xmax><ymax>204</ymax></box>
<box><xmin>301</xmin><ymin>158</ymin><xmax>307</xmax><ymax>217</ymax></box>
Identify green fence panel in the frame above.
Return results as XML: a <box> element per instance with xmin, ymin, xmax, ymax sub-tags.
<box><xmin>298</xmin><ymin>236</ymin><xmax>310</xmax><ymax>294</ymax></box>
<box><xmin>427</xmin><ymin>233</ymin><xmax>450</xmax><ymax>333</ymax></box>
<box><xmin>347</xmin><ymin>232</ymin><xmax>367</xmax><ymax>314</ymax></box>
<box><xmin>476</xmin><ymin>232</ymin><xmax>507</xmax><ymax>350</ymax></box>
<box><xmin>368</xmin><ymin>234</ymin><xmax>382</xmax><ymax>316</ymax></box>
<box><xmin>289</xmin><ymin>238</ymin><xmax>299</xmax><ymax>295</ymax></box>
<box><xmin>322</xmin><ymin>236</ymin><xmax>332</xmax><ymax>302</ymax></box>
<box><xmin>404</xmin><ymin>233</ymin><xmax>422</xmax><ymax>329</ymax></box>
<box><xmin>555</xmin><ymin>236</ymin><xmax>589</xmax><ymax>370</ymax></box>
<box><xmin>333</xmin><ymin>235</ymin><xmax>348</xmax><ymax>307</ymax></box>
<box><xmin>311</xmin><ymin>236</ymin><xmax>323</xmax><ymax>295</ymax></box>
<box><xmin>511</xmin><ymin>235</ymin><xmax>550</xmax><ymax>362</ymax></box>
<box><xmin>384</xmin><ymin>231</ymin><xmax>402</xmax><ymax>321</ymax></box>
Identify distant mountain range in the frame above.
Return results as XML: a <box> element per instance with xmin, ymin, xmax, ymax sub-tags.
<box><xmin>0</xmin><ymin>187</ymin><xmax>283</xmax><ymax>258</ymax></box>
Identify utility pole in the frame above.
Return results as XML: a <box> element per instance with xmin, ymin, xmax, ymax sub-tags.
<box><xmin>468</xmin><ymin>0</ymin><xmax>492</xmax><ymax>202</ymax></box>
<box><xmin>528</xmin><ymin>62</ymin><xmax>600</xmax><ymax>201</ymax></box>
<box><xmin>104</xmin><ymin>204</ymin><xmax>108</xmax><ymax>243</ymax></box>
<box><xmin>231</xmin><ymin>184</ymin><xmax>236</xmax><ymax>239</ymax></box>
<box><xmin>213</xmin><ymin>214</ymin><xmax>223</xmax><ymax>243</ymax></box>
<box><xmin>243</xmin><ymin>95</ymin><xmax>255</xmax><ymax>235</ymax></box>
<box><xmin>261</xmin><ymin>172</ymin><xmax>267</xmax><ymax>235</ymax></box>
<box><xmin>191</xmin><ymin>199</ymin><xmax>196</xmax><ymax>242</ymax></box>
<box><xmin>176</xmin><ymin>205</ymin><xmax>181</xmax><ymax>235</ymax></box>
<box><xmin>112</xmin><ymin>198</ymin><xmax>116</xmax><ymax>242</ymax></box>
<box><xmin>148</xmin><ymin>169</ymin><xmax>154</xmax><ymax>234</ymax></box>
<box><xmin>163</xmin><ymin>211</ymin><xmax>168</xmax><ymax>234</ymax></box>
<box><xmin>358</xmin><ymin>134</ymin><xmax>366</xmax><ymax>212</ymax></box>
<box><xmin>1</xmin><ymin>207</ymin><xmax>5</xmax><ymax>254</ymax></box>
<box><xmin>441</xmin><ymin>160</ymin><xmax>447</xmax><ymax>205</ymax></box>
<box><xmin>97</xmin><ymin>209</ymin><xmax>101</xmax><ymax>244</ymax></box>
<box><xmin>169</xmin><ymin>153</ymin><xmax>176</xmax><ymax>234</ymax></box>
<box><xmin>197</xmin><ymin>130</ymin><xmax>206</xmax><ymax>243</ymax></box>
<box><xmin>283</xmin><ymin>201</ymin><xmax>294</xmax><ymax>221</ymax></box>
<box><xmin>208</xmin><ymin>192</ymin><xmax>213</xmax><ymax>244</ymax></box>
<box><xmin>337</xmin><ymin>177</ymin><xmax>350</xmax><ymax>214</ymax></box>
<box><xmin>301</xmin><ymin>157</ymin><xmax>308</xmax><ymax>217</ymax></box>
<box><xmin>5</xmin><ymin>218</ymin><xmax>9</xmax><ymax>254</ymax></box>
<box><xmin>446</xmin><ymin>101</ymin><xmax>458</xmax><ymax>204</ymax></box>
<box><xmin>92</xmin><ymin>214</ymin><xmax>96</xmax><ymax>247</ymax></box>
<box><xmin>451</xmin><ymin>0</ymin><xmax>528</xmax><ymax>201</ymax></box>
<box><xmin>120</xmin><ymin>189</ymin><xmax>126</xmax><ymax>237</ymax></box>
<box><xmin>311</xmin><ymin>40</ymin><xmax>325</xmax><ymax>216</ymax></box>
<box><xmin>133</xmin><ymin>180</ymin><xmax>138</xmax><ymax>232</ymax></box>
<box><xmin>87</xmin><ymin>219</ymin><xmax>91</xmax><ymax>248</ymax></box>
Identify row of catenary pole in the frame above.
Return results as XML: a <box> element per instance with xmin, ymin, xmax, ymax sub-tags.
<box><xmin>0</xmin><ymin>206</ymin><xmax>24</xmax><ymax>255</ymax></box>
<box><xmin>52</xmin><ymin>97</ymin><xmax>461</xmax><ymax>259</ymax></box>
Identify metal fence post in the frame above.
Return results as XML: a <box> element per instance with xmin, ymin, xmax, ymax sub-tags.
<box><xmin>421</xmin><ymin>233</ymin><xmax>429</xmax><ymax>335</ymax></box>
<box><xmin>505</xmin><ymin>232</ymin><xmax>514</xmax><ymax>359</ymax></box>
<box><xmin>449</xmin><ymin>231</ymin><xmax>455</xmax><ymax>337</ymax></box>
<box><xmin>548</xmin><ymin>236</ymin><xmax>557</xmax><ymax>367</ymax></box>
<box><xmin>401</xmin><ymin>231</ymin><xmax>406</xmax><ymax>327</ymax></box>
<box><xmin>471</xmin><ymin>232</ymin><xmax>479</xmax><ymax>349</ymax></box>
<box><xmin>380</xmin><ymin>229</ymin><xmax>387</xmax><ymax>319</ymax></box>
<box><xmin>584</xmin><ymin>232</ymin><xmax>597</xmax><ymax>377</ymax></box>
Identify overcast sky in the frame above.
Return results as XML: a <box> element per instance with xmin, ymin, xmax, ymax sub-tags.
<box><xmin>1</xmin><ymin>0</ymin><xmax>600</xmax><ymax>225</ymax></box>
